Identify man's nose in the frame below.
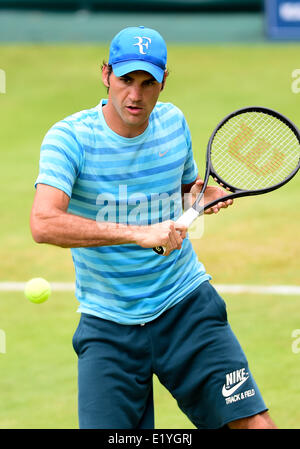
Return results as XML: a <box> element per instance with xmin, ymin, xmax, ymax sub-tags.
<box><xmin>128</xmin><ymin>84</ymin><xmax>142</xmax><ymax>101</ymax></box>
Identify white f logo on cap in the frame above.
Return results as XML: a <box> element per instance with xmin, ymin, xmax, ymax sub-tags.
<box><xmin>133</xmin><ymin>36</ymin><xmax>152</xmax><ymax>55</ymax></box>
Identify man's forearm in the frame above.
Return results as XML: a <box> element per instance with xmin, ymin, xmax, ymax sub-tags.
<box><xmin>31</xmin><ymin>209</ymin><xmax>139</xmax><ymax>248</ymax></box>
<box><xmin>31</xmin><ymin>185</ymin><xmax>188</xmax><ymax>254</ymax></box>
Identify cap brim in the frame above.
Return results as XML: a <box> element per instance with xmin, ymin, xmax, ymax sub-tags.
<box><xmin>112</xmin><ymin>60</ymin><xmax>164</xmax><ymax>82</ymax></box>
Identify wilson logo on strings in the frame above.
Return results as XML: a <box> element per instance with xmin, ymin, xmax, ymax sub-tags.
<box><xmin>228</xmin><ymin>122</ymin><xmax>285</xmax><ymax>177</ymax></box>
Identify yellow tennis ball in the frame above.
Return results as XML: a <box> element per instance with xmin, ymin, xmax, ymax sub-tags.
<box><xmin>24</xmin><ymin>278</ymin><xmax>51</xmax><ymax>304</ymax></box>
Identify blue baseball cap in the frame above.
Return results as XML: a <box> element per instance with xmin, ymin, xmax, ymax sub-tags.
<box><xmin>108</xmin><ymin>26</ymin><xmax>167</xmax><ymax>83</ymax></box>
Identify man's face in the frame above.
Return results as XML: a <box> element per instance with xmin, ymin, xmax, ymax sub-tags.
<box><xmin>102</xmin><ymin>67</ymin><xmax>165</xmax><ymax>137</ymax></box>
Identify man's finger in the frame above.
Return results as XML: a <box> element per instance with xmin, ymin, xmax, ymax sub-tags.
<box><xmin>175</xmin><ymin>223</ymin><xmax>187</xmax><ymax>239</ymax></box>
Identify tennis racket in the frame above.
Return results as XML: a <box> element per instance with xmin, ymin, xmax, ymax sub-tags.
<box><xmin>153</xmin><ymin>106</ymin><xmax>300</xmax><ymax>255</ymax></box>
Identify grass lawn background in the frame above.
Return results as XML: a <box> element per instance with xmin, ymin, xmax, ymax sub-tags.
<box><xmin>0</xmin><ymin>44</ymin><xmax>299</xmax><ymax>428</ymax></box>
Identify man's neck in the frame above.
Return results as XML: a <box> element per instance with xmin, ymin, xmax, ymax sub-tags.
<box><xmin>102</xmin><ymin>102</ymin><xmax>148</xmax><ymax>138</ymax></box>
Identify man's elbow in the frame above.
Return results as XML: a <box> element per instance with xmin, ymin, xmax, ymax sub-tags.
<box><xmin>30</xmin><ymin>214</ymin><xmax>49</xmax><ymax>244</ymax></box>
<box><xmin>30</xmin><ymin>223</ymin><xmax>45</xmax><ymax>244</ymax></box>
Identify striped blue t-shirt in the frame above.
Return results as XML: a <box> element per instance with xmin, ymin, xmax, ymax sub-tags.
<box><xmin>35</xmin><ymin>99</ymin><xmax>211</xmax><ymax>324</ymax></box>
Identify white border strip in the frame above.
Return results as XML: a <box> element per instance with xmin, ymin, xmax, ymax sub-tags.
<box><xmin>216</xmin><ymin>284</ymin><xmax>300</xmax><ymax>296</ymax></box>
<box><xmin>0</xmin><ymin>282</ymin><xmax>75</xmax><ymax>292</ymax></box>
<box><xmin>0</xmin><ymin>282</ymin><xmax>299</xmax><ymax>295</ymax></box>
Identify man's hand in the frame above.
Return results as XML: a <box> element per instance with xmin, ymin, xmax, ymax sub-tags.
<box><xmin>135</xmin><ymin>221</ymin><xmax>187</xmax><ymax>256</ymax></box>
<box><xmin>189</xmin><ymin>179</ymin><xmax>233</xmax><ymax>215</ymax></box>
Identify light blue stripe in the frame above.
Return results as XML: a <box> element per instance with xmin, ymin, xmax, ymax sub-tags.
<box><xmin>76</xmin><ymin>277</ymin><xmax>181</xmax><ymax>303</ymax></box>
<box><xmin>36</xmin><ymin>170</ymin><xmax>73</xmax><ymax>190</ymax></box>
<box><xmin>82</xmin><ymin>127</ymin><xmax>183</xmax><ymax>155</ymax></box>
<box><xmin>72</xmin><ymin>242</ymin><xmax>192</xmax><ymax>282</ymax></box>
<box><xmin>71</xmin><ymin>184</ymin><xmax>181</xmax><ymax>205</ymax></box>
<box><xmin>83</xmin><ymin>141</ymin><xmax>186</xmax><ymax>169</ymax></box>
<box><xmin>39</xmin><ymin>155</ymin><xmax>77</xmax><ymax>177</ymax></box>
<box><xmin>78</xmin><ymin>156</ymin><xmax>186</xmax><ymax>182</ymax></box>
<box><xmin>35</xmin><ymin>176</ymin><xmax>72</xmax><ymax>198</ymax></box>
<box><xmin>67</xmin><ymin>202</ymin><xmax>98</xmax><ymax>219</ymax></box>
<box><xmin>74</xmin><ymin>173</ymin><xmax>183</xmax><ymax>194</ymax></box>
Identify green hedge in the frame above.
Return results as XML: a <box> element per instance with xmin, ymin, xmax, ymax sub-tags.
<box><xmin>0</xmin><ymin>0</ymin><xmax>263</xmax><ymax>12</ymax></box>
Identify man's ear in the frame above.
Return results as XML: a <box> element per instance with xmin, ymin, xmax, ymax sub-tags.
<box><xmin>102</xmin><ymin>65</ymin><xmax>110</xmax><ymax>88</ymax></box>
<box><xmin>161</xmin><ymin>70</ymin><xmax>168</xmax><ymax>91</ymax></box>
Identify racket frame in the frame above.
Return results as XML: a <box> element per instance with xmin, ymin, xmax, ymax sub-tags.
<box><xmin>153</xmin><ymin>106</ymin><xmax>300</xmax><ymax>255</ymax></box>
<box><xmin>193</xmin><ymin>106</ymin><xmax>300</xmax><ymax>215</ymax></box>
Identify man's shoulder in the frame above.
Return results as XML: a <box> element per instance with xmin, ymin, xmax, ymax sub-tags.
<box><xmin>61</xmin><ymin>104</ymin><xmax>99</xmax><ymax>128</ymax></box>
<box><xmin>44</xmin><ymin>104</ymin><xmax>100</xmax><ymax>140</ymax></box>
<box><xmin>152</xmin><ymin>102</ymin><xmax>186</xmax><ymax>130</ymax></box>
<box><xmin>154</xmin><ymin>101</ymin><xmax>184</xmax><ymax>117</ymax></box>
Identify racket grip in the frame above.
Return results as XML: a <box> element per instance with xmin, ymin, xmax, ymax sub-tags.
<box><xmin>152</xmin><ymin>208</ymin><xmax>200</xmax><ymax>256</ymax></box>
<box><xmin>176</xmin><ymin>207</ymin><xmax>200</xmax><ymax>227</ymax></box>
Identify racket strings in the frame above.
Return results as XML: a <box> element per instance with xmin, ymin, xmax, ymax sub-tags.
<box><xmin>217</xmin><ymin>117</ymin><xmax>294</xmax><ymax>187</ymax></box>
<box><xmin>218</xmin><ymin>114</ymin><xmax>298</xmax><ymax>188</ymax></box>
<box><xmin>211</xmin><ymin>112</ymin><xmax>300</xmax><ymax>191</ymax></box>
<box><xmin>236</xmin><ymin>114</ymin><xmax>297</xmax><ymax>183</ymax></box>
<box><xmin>216</xmin><ymin>116</ymin><xmax>295</xmax><ymax>186</ymax></box>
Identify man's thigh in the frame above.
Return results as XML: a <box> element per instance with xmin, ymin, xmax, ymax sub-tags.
<box><xmin>72</xmin><ymin>313</ymin><xmax>154</xmax><ymax>429</ymax></box>
<box><xmin>150</xmin><ymin>281</ymin><xmax>268</xmax><ymax>429</ymax></box>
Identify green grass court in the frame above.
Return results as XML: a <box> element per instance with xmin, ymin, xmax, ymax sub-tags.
<box><xmin>0</xmin><ymin>43</ymin><xmax>300</xmax><ymax>428</ymax></box>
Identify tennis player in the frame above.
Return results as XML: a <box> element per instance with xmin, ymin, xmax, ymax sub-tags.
<box><xmin>30</xmin><ymin>26</ymin><xmax>276</xmax><ymax>429</ymax></box>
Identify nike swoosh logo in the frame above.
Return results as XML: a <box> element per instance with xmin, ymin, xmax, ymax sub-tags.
<box><xmin>222</xmin><ymin>376</ymin><xmax>249</xmax><ymax>397</ymax></box>
<box><xmin>159</xmin><ymin>150</ymin><xmax>170</xmax><ymax>157</ymax></box>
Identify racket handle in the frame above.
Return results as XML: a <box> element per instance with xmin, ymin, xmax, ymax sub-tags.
<box><xmin>153</xmin><ymin>246</ymin><xmax>166</xmax><ymax>255</ymax></box>
<box><xmin>176</xmin><ymin>207</ymin><xmax>200</xmax><ymax>227</ymax></box>
<box><xmin>152</xmin><ymin>208</ymin><xmax>200</xmax><ymax>255</ymax></box>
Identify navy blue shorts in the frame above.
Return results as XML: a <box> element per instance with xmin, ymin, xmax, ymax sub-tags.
<box><xmin>72</xmin><ymin>281</ymin><xmax>267</xmax><ymax>429</ymax></box>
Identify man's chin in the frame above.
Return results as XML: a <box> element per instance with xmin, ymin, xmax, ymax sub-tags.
<box><xmin>124</xmin><ymin>114</ymin><xmax>148</xmax><ymax>129</ymax></box>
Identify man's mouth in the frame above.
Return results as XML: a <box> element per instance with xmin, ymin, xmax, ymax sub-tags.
<box><xmin>126</xmin><ymin>105</ymin><xmax>143</xmax><ymax>115</ymax></box>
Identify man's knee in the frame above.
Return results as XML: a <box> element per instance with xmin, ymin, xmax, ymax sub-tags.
<box><xmin>228</xmin><ymin>411</ymin><xmax>277</xmax><ymax>429</ymax></box>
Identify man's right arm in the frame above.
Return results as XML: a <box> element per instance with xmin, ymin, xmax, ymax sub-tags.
<box><xmin>30</xmin><ymin>184</ymin><xmax>187</xmax><ymax>255</ymax></box>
